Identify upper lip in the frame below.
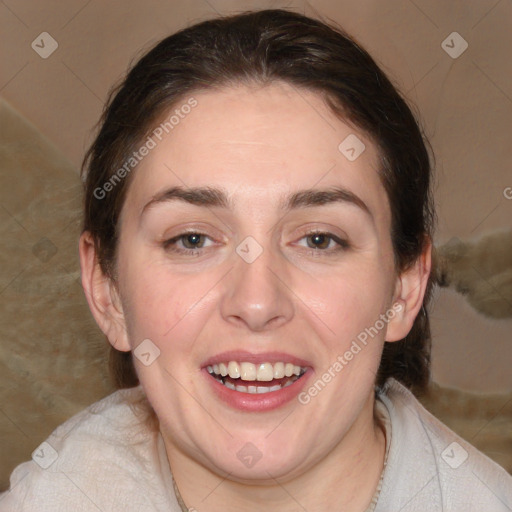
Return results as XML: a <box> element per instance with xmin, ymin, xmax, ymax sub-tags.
<box><xmin>202</xmin><ymin>350</ymin><xmax>313</xmax><ymax>369</ymax></box>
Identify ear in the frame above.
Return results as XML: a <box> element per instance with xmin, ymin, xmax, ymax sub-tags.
<box><xmin>385</xmin><ymin>237</ymin><xmax>432</xmax><ymax>342</ymax></box>
<box><xmin>78</xmin><ymin>231</ymin><xmax>131</xmax><ymax>352</ymax></box>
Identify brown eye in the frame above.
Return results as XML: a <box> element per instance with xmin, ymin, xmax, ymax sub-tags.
<box><xmin>181</xmin><ymin>233</ymin><xmax>206</xmax><ymax>249</ymax></box>
<box><xmin>306</xmin><ymin>233</ymin><xmax>331</xmax><ymax>250</ymax></box>
<box><xmin>163</xmin><ymin>232</ymin><xmax>215</xmax><ymax>255</ymax></box>
<box><xmin>297</xmin><ymin>231</ymin><xmax>349</xmax><ymax>255</ymax></box>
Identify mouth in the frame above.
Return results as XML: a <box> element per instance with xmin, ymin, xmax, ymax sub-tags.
<box><xmin>207</xmin><ymin>361</ymin><xmax>307</xmax><ymax>394</ymax></box>
<box><xmin>202</xmin><ymin>353</ymin><xmax>313</xmax><ymax>412</ymax></box>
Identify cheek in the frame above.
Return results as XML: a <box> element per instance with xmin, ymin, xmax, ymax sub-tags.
<box><xmin>301</xmin><ymin>260</ymin><xmax>392</xmax><ymax>339</ymax></box>
<box><xmin>119</xmin><ymin>258</ymin><xmax>219</xmax><ymax>353</ymax></box>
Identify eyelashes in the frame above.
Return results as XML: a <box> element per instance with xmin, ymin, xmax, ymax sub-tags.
<box><xmin>162</xmin><ymin>230</ymin><xmax>349</xmax><ymax>258</ymax></box>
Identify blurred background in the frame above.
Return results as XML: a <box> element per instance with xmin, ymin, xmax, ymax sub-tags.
<box><xmin>1</xmin><ymin>0</ymin><xmax>511</xmax><ymax>489</ymax></box>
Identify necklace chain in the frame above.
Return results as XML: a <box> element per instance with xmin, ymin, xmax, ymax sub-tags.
<box><xmin>171</xmin><ymin>453</ymin><xmax>388</xmax><ymax>512</ymax></box>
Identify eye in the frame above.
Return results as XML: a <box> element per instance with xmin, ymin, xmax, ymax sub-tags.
<box><xmin>163</xmin><ymin>232</ymin><xmax>215</xmax><ymax>256</ymax></box>
<box><xmin>296</xmin><ymin>231</ymin><xmax>349</xmax><ymax>254</ymax></box>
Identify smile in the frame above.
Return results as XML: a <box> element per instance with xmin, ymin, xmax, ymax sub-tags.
<box><xmin>207</xmin><ymin>361</ymin><xmax>307</xmax><ymax>394</ymax></box>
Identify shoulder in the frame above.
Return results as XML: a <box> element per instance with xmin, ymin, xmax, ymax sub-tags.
<box><xmin>375</xmin><ymin>378</ymin><xmax>512</xmax><ymax>512</ymax></box>
<box><xmin>0</xmin><ymin>386</ymin><xmax>180</xmax><ymax>512</ymax></box>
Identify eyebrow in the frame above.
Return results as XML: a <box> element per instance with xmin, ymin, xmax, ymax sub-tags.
<box><xmin>141</xmin><ymin>185</ymin><xmax>373</xmax><ymax>221</ymax></box>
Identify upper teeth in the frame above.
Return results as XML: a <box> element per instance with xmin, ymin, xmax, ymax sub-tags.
<box><xmin>207</xmin><ymin>361</ymin><xmax>304</xmax><ymax>381</ymax></box>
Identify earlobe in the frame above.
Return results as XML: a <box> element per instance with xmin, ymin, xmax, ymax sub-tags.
<box><xmin>385</xmin><ymin>238</ymin><xmax>432</xmax><ymax>342</ymax></box>
<box><xmin>78</xmin><ymin>231</ymin><xmax>131</xmax><ymax>352</ymax></box>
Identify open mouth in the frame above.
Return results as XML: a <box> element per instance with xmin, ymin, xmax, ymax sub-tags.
<box><xmin>207</xmin><ymin>361</ymin><xmax>307</xmax><ymax>394</ymax></box>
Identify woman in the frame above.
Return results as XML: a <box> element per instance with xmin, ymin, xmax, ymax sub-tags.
<box><xmin>2</xmin><ymin>8</ymin><xmax>511</xmax><ymax>512</ymax></box>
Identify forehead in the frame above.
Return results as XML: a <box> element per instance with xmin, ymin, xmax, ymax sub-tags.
<box><xmin>123</xmin><ymin>82</ymin><xmax>390</xmax><ymax>228</ymax></box>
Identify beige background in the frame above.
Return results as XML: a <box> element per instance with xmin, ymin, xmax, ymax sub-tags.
<box><xmin>0</xmin><ymin>0</ymin><xmax>511</xmax><ymax>489</ymax></box>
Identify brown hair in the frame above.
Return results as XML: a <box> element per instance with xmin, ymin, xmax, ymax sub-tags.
<box><xmin>81</xmin><ymin>9</ymin><xmax>436</xmax><ymax>397</ymax></box>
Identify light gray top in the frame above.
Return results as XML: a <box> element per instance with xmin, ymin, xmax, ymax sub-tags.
<box><xmin>1</xmin><ymin>378</ymin><xmax>510</xmax><ymax>511</ymax></box>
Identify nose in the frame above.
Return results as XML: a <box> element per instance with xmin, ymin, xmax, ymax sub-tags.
<box><xmin>220</xmin><ymin>241</ymin><xmax>295</xmax><ymax>332</ymax></box>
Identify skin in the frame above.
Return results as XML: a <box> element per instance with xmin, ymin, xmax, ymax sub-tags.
<box><xmin>80</xmin><ymin>81</ymin><xmax>431</xmax><ymax>512</ymax></box>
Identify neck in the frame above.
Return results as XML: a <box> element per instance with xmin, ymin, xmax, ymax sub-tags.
<box><xmin>165</xmin><ymin>392</ymin><xmax>386</xmax><ymax>512</ymax></box>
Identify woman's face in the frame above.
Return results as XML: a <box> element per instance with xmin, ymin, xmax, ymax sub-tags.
<box><xmin>93</xmin><ymin>82</ymin><xmax>413</xmax><ymax>481</ymax></box>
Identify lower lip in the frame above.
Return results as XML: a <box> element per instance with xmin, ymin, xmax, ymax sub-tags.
<box><xmin>202</xmin><ymin>368</ymin><xmax>313</xmax><ymax>412</ymax></box>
